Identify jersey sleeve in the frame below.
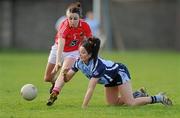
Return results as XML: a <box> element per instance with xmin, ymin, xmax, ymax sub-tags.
<box><xmin>57</xmin><ymin>19</ymin><xmax>68</xmax><ymax>39</ymax></box>
<box><xmin>71</xmin><ymin>59</ymin><xmax>79</xmax><ymax>72</ymax></box>
<box><xmin>83</xmin><ymin>22</ymin><xmax>92</xmax><ymax>38</ymax></box>
<box><xmin>91</xmin><ymin>60</ymin><xmax>105</xmax><ymax>78</ymax></box>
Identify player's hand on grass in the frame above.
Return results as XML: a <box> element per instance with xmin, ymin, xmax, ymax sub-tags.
<box><xmin>81</xmin><ymin>105</ymin><xmax>88</xmax><ymax>109</ymax></box>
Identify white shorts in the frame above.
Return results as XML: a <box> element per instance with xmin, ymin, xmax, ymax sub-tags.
<box><xmin>48</xmin><ymin>44</ymin><xmax>79</xmax><ymax>64</ymax></box>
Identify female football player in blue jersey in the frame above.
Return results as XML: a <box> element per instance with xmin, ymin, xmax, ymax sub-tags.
<box><xmin>47</xmin><ymin>37</ymin><xmax>172</xmax><ymax>108</ymax></box>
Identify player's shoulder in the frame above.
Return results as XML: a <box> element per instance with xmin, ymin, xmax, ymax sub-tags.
<box><xmin>74</xmin><ymin>58</ymin><xmax>86</xmax><ymax>69</ymax></box>
<box><xmin>79</xmin><ymin>19</ymin><xmax>89</xmax><ymax>26</ymax></box>
<box><xmin>92</xmin><ymin>58</ymin><xmax>104</xmax><ymax>71</ymax></box>
<box><xmin>58</xmin><ymin>19</ymin><xmax>70</xmax><ymax>34</ymax></box>
<box><xmin>61</xmin><ymin>19</ymin><xmax>68</xmax><ymax>26</ymax></box>
<box><xmin>59</xmin><ymin>19</ymin><xmax>69</xmax><ymax>29</ymax></box>
<box><xmin>75</xmin><ymin>58</ymin><xmax>82</xmax><ymax>65</ymax></box>
<box><xmin>75</xmin><ymin>57</ymin><xmax>81</xmax><ymax>63</ymax></box>
<box><xmin>97</xmin><ymin>58</ymin><xmax>104</xmax><ymax>65</ymax></box>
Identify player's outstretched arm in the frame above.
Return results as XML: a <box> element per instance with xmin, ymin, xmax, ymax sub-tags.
<box><xmin>82</xmin><ymin>78</ymin><xmax>98</xmax><ymax>109</ymax></box>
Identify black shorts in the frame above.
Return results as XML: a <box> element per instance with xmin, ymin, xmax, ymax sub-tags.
<box><xmin>104</xmin><ymin>73</ymin><xmax>122</xmax><ymax>87</ymax></box>
<box><xmin>104</xmin><ymin>63</ymin><xmax>131</xmax><ymax>87</ymax></box>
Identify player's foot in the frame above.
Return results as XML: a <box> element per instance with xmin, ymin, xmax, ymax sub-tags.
<box><xmin>133</xmin><ymin>87</ymin><xmax>149</xmax><ymax>98</ymax></box>
<box><xmin>46</xmin><ymin>92</ymin><xmax>57</xmax><ymax>106</ymax></box>
<box><xmin>139</xmin><ymin>87</ymin><xmax>149</xmax><ymax>97</ymax></box>
<box><xmin>49</xmin><ymin>83</ymin><xmax>55</xmax><ymax>94</ymax></box>
<box><xmin>158</xmin><ymin>92</ymin><xmax>173</xmax><ymax>106</ymax></box>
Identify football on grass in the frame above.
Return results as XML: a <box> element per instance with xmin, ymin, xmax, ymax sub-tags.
<box><xmin>20</xmin><ymin>84</ymin><xmax>37</xmax><ymax>101</ymax></box>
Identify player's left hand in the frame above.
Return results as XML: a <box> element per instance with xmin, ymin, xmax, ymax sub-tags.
<box><xmin>63</xmin><ymin>68</ymin><xmax>70</xmax><ymax>82</ymax></box>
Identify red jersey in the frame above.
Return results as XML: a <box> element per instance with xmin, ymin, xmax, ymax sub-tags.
<box><xmin>55</xmin><ymin>19</ymin><xmax>92</xmax><ymax>52</ymax></box>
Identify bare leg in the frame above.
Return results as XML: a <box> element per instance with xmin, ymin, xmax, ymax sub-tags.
<box><xmin>44</xmin><ymin>62</ymin><xmax>55</xmax><ymax>83</ymax></box>
<box><xmin>118</xmin><ymin>81</ymin><xmax>152</xmax><ymax>106</ymax></box>
<box><xmin>104</xmin><ymin>86</ymin><xmax>124</xmax><ymax>105</ymax></box>
<box><xmin>53</xmin><ymin>57</ymin><xmax>76</xmax><ymax>93</ymax></box>
<box><xmin>46</xmin><ymin>57</ymin><xmax>77</xmax><ymax>106</ymax></box>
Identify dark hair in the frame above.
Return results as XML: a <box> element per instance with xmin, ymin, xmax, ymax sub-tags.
<box><xmin>81</xmin><ymin>37</ymin><xmax>101</xmax><ymax>60</ymax></box>
<box><xmin>66</xmin><ymin>2</ymin><xmax>82</xmax><ymax>17</ymax></box>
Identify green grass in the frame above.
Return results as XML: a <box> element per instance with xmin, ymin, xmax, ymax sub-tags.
<box><xmin>0</xmin><ymin>50</ymin><xmax>180</xmax><ymax>118</ymax></box>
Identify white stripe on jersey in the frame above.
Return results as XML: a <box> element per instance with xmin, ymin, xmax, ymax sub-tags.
<box><xmin>104</xmin><ymin>74</ymin><xmax>113</xmax><ymax>82</ymax></box>
<box><xmin>58</xmin><ymin>20</ymin><xmax>68</xmax><ymax>35</ymax></box>
<box><xmin>60</xmin><ymin>26</ymin><xmax>68</xmax><ymax>35</ymax></box>
<box><xmin>106</xmin><ymin>64</ymin><xmax>119</xmax><ymax>71</ymax></box>
<box><xmin>92</xmin><ymin>59</ymin><xmax>99</xmax><ymax>72</ymax></box>
<box><xmin>75</xmin><ymin>60</ymin><xmax>78</xmax><ymax>68</ymax></box>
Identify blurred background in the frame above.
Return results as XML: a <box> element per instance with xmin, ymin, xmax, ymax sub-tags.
<box><xmin>0</xmin><ymin>1</ymin><xmax>180</xmax><ymax>117</ymax></box>
<box><xmin>0</xmin><ymin>0</ymin><xmax>179</xmax><ymax>51</ymax></box>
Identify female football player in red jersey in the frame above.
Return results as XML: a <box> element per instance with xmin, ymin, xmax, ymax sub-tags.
<box><xmin>43</xmin><ymin>2</ymin><xmax>92</xmax><ymax>94</ymax></box>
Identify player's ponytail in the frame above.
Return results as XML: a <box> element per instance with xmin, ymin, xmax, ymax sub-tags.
<box><xmin>66</xmin><ymin>2</ymin><xmax>82</xmax><ymax>18</ymax></box>
<box><xmin>88</xmin><ymin>37</ymin><xmax>100</xmax><ymax>60</ymax></box>
<box><xmin>76</xmin><ymin>2</ymin><xmax>81</xmax><ymax>8</ymax></box>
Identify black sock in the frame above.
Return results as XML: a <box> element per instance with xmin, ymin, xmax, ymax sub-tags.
<box><xmin>151</xmin><ymin>96</ymin><xmax>157</xmax><ymax>104</ymax></box>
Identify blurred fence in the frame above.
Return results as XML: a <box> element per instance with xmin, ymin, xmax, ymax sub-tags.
<box><xmin>0</xmin><ymin>0</ymin><xmax>179</xmax><ymax>51</ymax></box>
<box><xmin>0</xmin><ymin>0</ymin><xmax>92</xmax><ymax>51</ymax></box>
<box><xmin>110</xmin><ymin>0</ymin><xmax>179</xmax><ymax>50</ymax></box>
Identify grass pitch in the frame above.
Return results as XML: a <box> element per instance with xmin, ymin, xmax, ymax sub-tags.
<box><xmin>0</xmin><ymin>50</ymin><xmax>180</xmax><ymax>118</ymax></box>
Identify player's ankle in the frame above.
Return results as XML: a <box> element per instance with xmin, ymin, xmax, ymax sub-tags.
<box><xmin>52</xmin><ymin>87</ymin><xmax>60</xmax><ymax>95</ymax></box>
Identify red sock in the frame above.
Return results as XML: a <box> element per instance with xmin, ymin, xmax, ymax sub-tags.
<box><xmin>52</xmin><ymin>87</ymin><xmax>60</xmax><ymax>95</ymax></box>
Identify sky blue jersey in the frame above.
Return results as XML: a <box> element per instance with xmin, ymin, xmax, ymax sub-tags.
<box><xmin>72</xmin><ymin>57</ymin><xmax>131</xmax><ymax>85</ymax></box>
